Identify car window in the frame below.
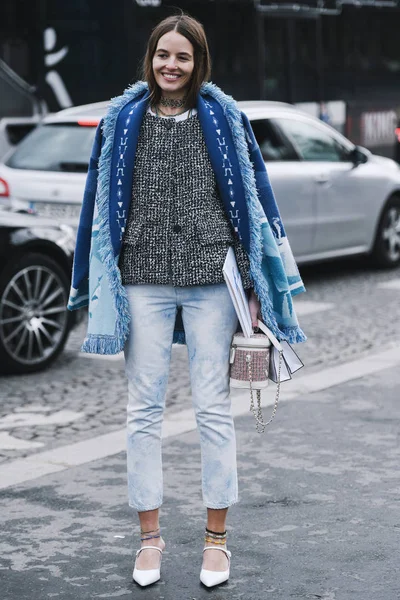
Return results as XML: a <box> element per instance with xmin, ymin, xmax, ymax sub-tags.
<box><xmin>250</xmin><ymin>119</ymin><xmax>297</xmax><ymax>161</ymax></box>
<box><xmin>6</xmin><ymin>123</ymin><xmax>97</xmax><ymax>172</ymax></box>
<box><xmin>273</xmin><ymin>118</ymin><xmax>350</xmax><ymax>162</ymax></box>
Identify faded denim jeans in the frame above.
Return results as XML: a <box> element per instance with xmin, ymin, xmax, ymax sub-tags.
<box><xmin>124</xmin><ymin>283</ymin><xmax>239</xmax><ymax>511</ymax></box>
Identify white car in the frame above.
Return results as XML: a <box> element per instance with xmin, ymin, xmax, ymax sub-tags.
<box><xmin>1</xmin><ymin>100</ymin><xmax>400</xmax><ymax>267</ymax></box>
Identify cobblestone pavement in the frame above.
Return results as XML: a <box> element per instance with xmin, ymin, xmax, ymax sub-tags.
<box><xmin>1</xmin><ymin>258</ymin><xmax>400</xmax><ymax>465</ymax></box>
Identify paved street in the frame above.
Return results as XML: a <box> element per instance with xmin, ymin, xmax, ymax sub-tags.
<box><xmin>0</xmin><ymin>259</ymin><xmax>400</xmax><ymax>598</ymax></box>
<box><xmin>1</xmin><ymin>259</ymin><xmax>400</xmax><ymax>600</ymax></box>
<box><xmin>1</xmin><ymin>258</ymin><xmax>400</xmax><ymax>464</ymax></box>
<box><xmin>0</xmin><ymin>352</ymin><xmax>399</xmax><ymax>599</ymax></box>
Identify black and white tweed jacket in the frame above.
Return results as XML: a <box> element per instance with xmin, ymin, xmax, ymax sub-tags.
<box><xmin>119</xmin><ymin>111</ymin><xmax>252</xmax><ymax>288</ymax></box>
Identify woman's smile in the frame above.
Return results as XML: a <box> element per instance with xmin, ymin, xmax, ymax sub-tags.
<box><xmin>161</xmin><ymin>73</ymin><xmax>182</xmax><ymax>81</ymax></box>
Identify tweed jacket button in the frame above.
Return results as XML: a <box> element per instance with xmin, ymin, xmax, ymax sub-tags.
<box><xmin>173</xmin><ymin>224</ymin><xmax>182</xmax><ymax>233</ymax></box>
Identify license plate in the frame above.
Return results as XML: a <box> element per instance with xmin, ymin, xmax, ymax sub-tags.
<box><xmin>32</xmin><ymin>202</ymin><xmax>81</xmax><ymax>221</ymax></box>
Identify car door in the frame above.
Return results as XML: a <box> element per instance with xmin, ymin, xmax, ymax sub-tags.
<box><xmin>272</xmin><ymin>115</ymin><xmax>371</xmax><ymax>256</ymax></box>
<box><xmin>249</xmin><ymin>117</ymin><xmax>317</xmax><ymax>259</ymax></box>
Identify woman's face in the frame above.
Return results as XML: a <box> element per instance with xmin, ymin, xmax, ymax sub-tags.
<box><xmin>152</xmin><ymin>31</ymin><xmax>195</xmax><ymax>98</ymax></box>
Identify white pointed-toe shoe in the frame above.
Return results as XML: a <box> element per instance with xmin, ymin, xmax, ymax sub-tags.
<box><xmin>200</xmin><ymin>546</ymin><xmax>231</xmax><ymax>588</ymax></box>
<box><xmin>132</xmin><ymin>545</ymin><xmax>163</xmax><ymax>587</ymax></box>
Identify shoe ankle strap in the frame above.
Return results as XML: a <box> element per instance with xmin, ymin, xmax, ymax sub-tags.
<box><xmin>203</xmin><ymin>546</ymin><xmax>231</xmax><ymax>560</ymax></box>
<box><xmin>136</xmin><ymin>545</ymin><xmax>163</xmax><ymax>557</ymax></box>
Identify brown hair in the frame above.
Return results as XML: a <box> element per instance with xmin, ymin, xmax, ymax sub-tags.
<box><xmin>141</xmin><ymin>13</ymin><xmax>212</xmax><ymax>109</ymax></box>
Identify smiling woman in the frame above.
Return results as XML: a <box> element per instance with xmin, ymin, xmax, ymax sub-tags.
<box><xmin>67</xmin><ymin>11</ymin><xmax>305</xmax><ymax>591</ymax></box>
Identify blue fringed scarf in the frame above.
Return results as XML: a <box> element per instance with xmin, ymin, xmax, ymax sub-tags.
<box><xmin>68</xmin><ymin>81</ymin><xmax>306</xmax><ymax>354</ymax></box>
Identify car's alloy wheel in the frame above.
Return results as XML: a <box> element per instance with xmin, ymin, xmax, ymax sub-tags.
<box><xmin>372</xmin><ymin>197</ymin><xmax>400</xmax><ymax>268</ymax></box>
<box><xmin>381</xmin><ymin>206</ymin><xmax>400</xmax><ymax>262</ymax></box>
<box><xmin>0</xmin><ymin>254</ymin><xmax>71</xmax><ymax>374</ymax></box>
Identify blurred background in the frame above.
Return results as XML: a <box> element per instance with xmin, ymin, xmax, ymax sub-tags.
<box><xmin>1</xmin><ymin>0</ymin><xmax>400</xmax><ymax>159</ymax></box>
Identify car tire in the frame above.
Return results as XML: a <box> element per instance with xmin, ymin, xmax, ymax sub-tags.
<box><xmin>371</xmin><ymin>196</ymin><xmax>400</xmax><ymax>268</ymax></box>
<box><xmin>0</xmin><ymin>253</ymin><xmax>72</xmax><ymax>375</ymax></box>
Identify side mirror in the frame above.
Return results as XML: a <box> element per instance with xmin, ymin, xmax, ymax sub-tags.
<box><xmin>350</xmin><ymin>146</ymin><xmax>369</xmax><ymax>166</ymax></box>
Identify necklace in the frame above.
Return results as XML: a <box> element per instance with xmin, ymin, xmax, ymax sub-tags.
<box><xmin>160</xmin><ymin>96</ymin><xmax>187</xmax><ymax>108</ymax></box>
<box><xmin>156</xmin><ymin>105</ymin><xmax>191</xmax><ymax>118</ymax></box>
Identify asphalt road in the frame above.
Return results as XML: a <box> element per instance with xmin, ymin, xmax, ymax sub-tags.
<box><xmin>0</xmin><ymin>353</ymin><xmax>399</xmax><ymax>599</ymax></box>
<box><xmin>1</xmin><ymin>258</ymin><xmax>400</xmax><ymax>599</ymax></box>
<box><xmin>1</xmin><ymin>257</ymin><xmax>400</xmax><ymax>464</ymax></box>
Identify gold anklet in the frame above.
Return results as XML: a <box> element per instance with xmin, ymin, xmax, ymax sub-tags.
<box><xmin>204</xmin><ymin>529</ymin><xmax>227</xmax><ymax>545</ymax></box>
<box><xmin>204</xmin><ymin>536</ymin><xmax>227</xmax><ymax>545</ymax></box>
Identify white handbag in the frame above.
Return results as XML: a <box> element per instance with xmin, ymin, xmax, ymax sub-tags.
<box><xmin>229</xmin><ymin>320</ymin><xmax>284</xmax><ymax>433</ymax></box>
<box><xmin>229</xmin><ymin>319</ymin><xmax>304</xmax><ymax>432</ymax></box>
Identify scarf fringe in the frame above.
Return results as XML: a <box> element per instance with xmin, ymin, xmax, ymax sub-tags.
<box><xmin>201</xmin><ymin>82</ymin><xmax>296</xmax><ymax>341</ymax></box>
<box><xmin>92</xmin><ymin>81</ymin><xmax>149</xmax><ymax>353</ymax></box>
<box><xmin>281</xmin><ymin>325</ymin><xmax>307</xmax><ymax>344</ymax></box>
<box><xmin>81</xmin><ymin>334</ymin><xmax>124</xmax><ymax>355</ymax></box>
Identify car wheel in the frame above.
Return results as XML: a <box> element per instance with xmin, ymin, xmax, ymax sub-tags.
<box><xmin>371</xmin><ymin>196</ymin><xmax>400</xmax><ymax>268</ymax></box>
<box><xmin>0</xmin><ymin>253</ymin><xmax>72</xmax><ymax>374</ymax></box>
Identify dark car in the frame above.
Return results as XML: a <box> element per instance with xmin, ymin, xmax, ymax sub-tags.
<box><xmin>0</xmin><ymin>212</ymin><xmax>82</xmax><ymax>374</ymax></box>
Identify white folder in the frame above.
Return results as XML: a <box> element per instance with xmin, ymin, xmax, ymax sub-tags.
<box><xmin>222</xmin><ymin>247</ymin><xmax>252</xmax><ymax>338</ymax></box>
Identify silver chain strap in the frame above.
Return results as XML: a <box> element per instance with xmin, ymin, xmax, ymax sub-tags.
<box><xmin>246</xmin><ymin>351</ymin><xmax>283</xmax><ymax>433</ymax></box>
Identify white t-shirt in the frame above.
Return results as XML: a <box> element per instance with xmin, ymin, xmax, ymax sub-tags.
<box><xmin>147</xmin><ymin>105</ymin><xmax>198</xmax><ymax>121</ymax></box>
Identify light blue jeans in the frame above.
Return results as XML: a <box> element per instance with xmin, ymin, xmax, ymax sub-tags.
<box><xmin>124</xmin><ymin>283</ymin><xmax>239</xmax><ymax>511</ymax></box>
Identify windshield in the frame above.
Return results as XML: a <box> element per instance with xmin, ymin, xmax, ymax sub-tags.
<box><xmin>6</xmin><ymin>123</ymin><xmax>97</xmax><ymax>172</ymax></box>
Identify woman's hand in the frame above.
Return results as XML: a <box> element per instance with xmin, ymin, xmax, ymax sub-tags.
<box><xmin>248</xmin><ymin>288</ymin><xmax>261</xmax><ymax>329</ymax></box>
